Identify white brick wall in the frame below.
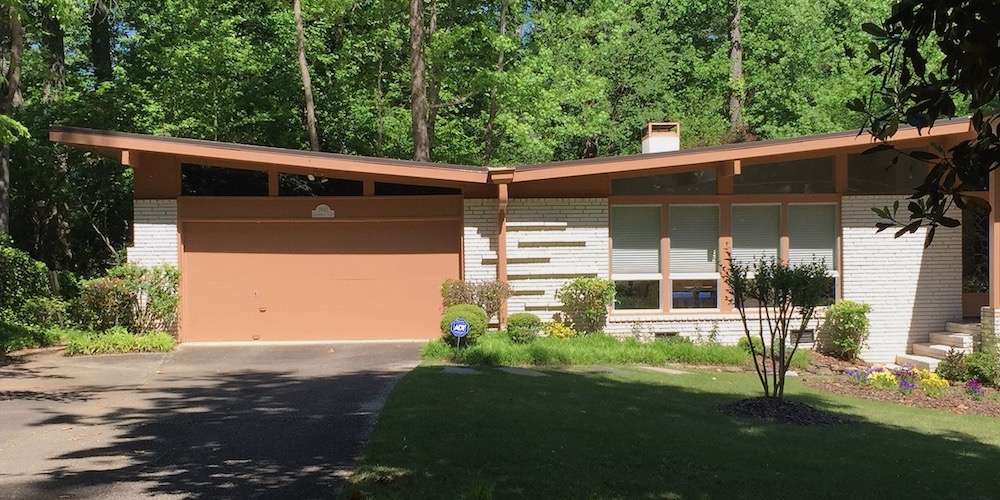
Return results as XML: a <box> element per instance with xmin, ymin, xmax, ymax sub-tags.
<box><xmin>605</xmin><ymin>312</ymin><xmax>822</xmax><ymax>346</ymax></box>
<box><xmin>463</xmin><ymin>199</ymin><xmax>498</xmax><ymax>281</ymax></box>
<box><xmin>463</xmin><ymin>198</ymin><xmax>610</xmax><ymax>322</ymax></box>
<box><xmin>980</xmin><ymin>306</ymin><xmax>999</xmax><ymax>350</ymax></box>
<box><xmin>842</xmin><ymin>195</ymin><xmax>962</xmax><ymax>362</ymax></box>
<box><xmin>128</xmin><ymin>199</ymin><xmax>178</xmax><ymax>267</ymax></box>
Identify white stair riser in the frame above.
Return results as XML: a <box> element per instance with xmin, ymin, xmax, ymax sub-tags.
<box><xmin>912</xmin><ymin>343</ymin><xmax>970</xmax><ymax>360</ymax></box>
<box><xmin>895</xmin><ymin>354</ymin><xmax>940</xmax><ymax>371</ymax></box>
<box><xmin>928</xmin><ymin>332</ymin><xmax>975</xmax><ymax>348</ymax></box>
<box><xmin>945</xmin><ymin>322</ymin><xmax>980</xmax><ymax>336</ymax></box>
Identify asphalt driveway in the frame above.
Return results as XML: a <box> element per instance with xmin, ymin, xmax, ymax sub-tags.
<box><xmin>0</xmin><ymin>342</ymin><xmax>422</xmax><ymax>499</ymax></box>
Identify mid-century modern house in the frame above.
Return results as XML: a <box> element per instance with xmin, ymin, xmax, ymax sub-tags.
<box><xmin>50</xmin><ymin>118</ymin><xmax>999</xmax><ymax>367</ymax></box>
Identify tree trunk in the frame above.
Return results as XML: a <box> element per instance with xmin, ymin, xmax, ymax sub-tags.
<box><xmin>728</xmin><ymin>0</ymin><xmax>745</xmax><ymax>139</ymax></box>
<box><xmin>425</xmin><ymin>0</ymin><xmax>439</xmax><ymax>157</ymax></box>
<box><xmin>293</xmin><ymin>0</ymin><xmax>320</xmax><ymax>151</ymax></box>
<box><xmin>0</xmin><ymin>6</ymin><xmax>24</xmax><ymax>234</ymax></box>
<box><xmin>408</xmin><ymin>0</ymin><xmax>430</xmax><ymax>162</ymax></box>
<box><xmin>483</xmin><ymin>0</ymin><xmax>508</xmax><ymax>165</ymax></box>
<box><xmin>90</xmin><ymin>0</ymin><xmax>113</xmax><ymax>82</ymax></box>
<box><xmin>41</xmin><ymin>5</ymin><xmax>66</xmax><ymax>102</ymax></box>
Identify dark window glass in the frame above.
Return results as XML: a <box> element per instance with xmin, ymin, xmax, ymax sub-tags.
<box><xmin>734</xmin><ymin>157</ymin><xmax>834</xmax><ymax>194</ymax></box>
<box><xmin>614</xmin><ymin>280</ymin><xmax>660</xmax><ymax>310</ymax></box>
<box><xmin>182</xmin><ymin>164</ymin><xmax>268</xmax><ymax>196</ymax></box>
<box><xmin>374</xmin><ymin>182</ymin><xmax>461</xmax><ymax>196</ymax></box>
<box><xmin>848</xmin><ymin>149</ymin><xmax>929</xmax><ymax>194</ymax></box>
<box><xmin>611</xmin><ymin>170</ymin><xmax>716</xmax><ymax>195</ymax></box>
<box><xmin>279</xmin><ymin>173</ymin><xmax>363</xmax><ymax>196</ymax></box>
<box><xmin>671</xmin><ymin>280</ymin><xmax>718</xmax><ymax>309</ymax></box>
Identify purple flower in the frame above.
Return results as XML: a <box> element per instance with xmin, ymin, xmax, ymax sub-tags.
<box><xmin>899</xmin><ymin>379</ymin><xmax>916</xmax><ymax>393</ymax></box>
<box><xmin>965</xmin><ymin>379</ymin><xmax>986</xmax><ymax>399</ymax></box>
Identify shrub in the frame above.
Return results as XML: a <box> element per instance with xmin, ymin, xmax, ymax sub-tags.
<box><xmin>21</xmin><ymin>297</ymin><xmax>69</xmax><ymax>328</ymax></box>
<box><xmin>506</xmin><ymin>312</ymin><xmax>541</xmax><ymax>344</ymax></box>
<box><xmin>936</xmin><ymin>349</ymin><xmax>972</xmax><ymax>382</ymax></box>
<box><xmin>542</xmin><ymin>321</ymin><xmax>577</xmax><ymax>339</ymax></box>
<box><xmin>555</xmin><ymin>277</ymin><xmax>615</xmax><ymax>332</ymax></box>
<box><xmin>77</xmin><ymin>276</ymin><xmax>131</xmax><ymax>331</ymax></box>
<box><xmin>821</xmin><ymin>300</ymin><xmax>871</xmax><ymax>361</ymax></box>
<box><xmin>967</xmin><ymin>347</ymin><xmax>1000</xmax><ymax>387</ymax></box>
<box><xmin>0</xmin><ymin>320</ymin><xmax>60</xmax><ymax>355</ymax></box>
<box><xmin>63</xmin><ymin>327</ymin><xmax>176</xmax><ymax>356</ymax></box>
<box><xmin>0</xmin><ymin>244</ymin><xmax>52</xmax><ymax>322</ymax></box>
<box><xmin>440</xmin><ymin>279</ymin><xmax>513</xmax><ymax>323</ymax></box>
<box><xmin>440</xmin><ymin>304</ymin><xmax>488</xmax><ymax>347</ymax></box>
<box><xmin>108</xmin><ymin>264</ymin><xmax>181</xmax><ymax>333</ymax></box>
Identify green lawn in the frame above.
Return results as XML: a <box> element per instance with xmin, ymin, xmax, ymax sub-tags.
<box><xmin>347</xmin><ymin>365</ymin><xmax>1000</xmax><ymax>499</ymax></box>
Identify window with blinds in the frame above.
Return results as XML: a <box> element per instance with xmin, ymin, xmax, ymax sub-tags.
<box><xmin>611</xmin><ymin>206</ymin><xmax>662</xmax><ymax>310</ymax></box>
<box><xmin>669</xmin><ymin>205</ymin><xmax>720</xmax><ymax>309</ymax></box>
<box><xmin>731</xmin><ymin>204</ymin><xmax>780</xmax><ymax>266</ymax></box>
<box><xmin>788</xmin><ymin>204</ymin><xmax>837</xmax><ymax>269</ymax></box>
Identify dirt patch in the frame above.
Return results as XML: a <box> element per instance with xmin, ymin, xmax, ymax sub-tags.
<box><xmin>803</xmin><ymin>378</ymin><xmax>1000</xmax><ymax>418</ymax></box>
<box><xmin>719</xmin><ymin>397</ymin><xmax>848</xmax><ymax>426</ymax></box>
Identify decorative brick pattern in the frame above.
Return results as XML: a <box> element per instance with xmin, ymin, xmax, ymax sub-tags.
<box><xmin>128</xmin><ymin>199</ymin><xmax>178</xmax><ymax>267</ymax></box>
<box><xmin>841</xmin><ymin>195</ymin><xmax>962</xmax><ymax>362</ymax></box>
<box><xmin>463</xmin><ymin>198</ymin><xmax>610</xmax><ymax>322</ymax></box>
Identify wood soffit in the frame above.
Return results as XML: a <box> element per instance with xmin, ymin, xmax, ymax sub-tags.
<box><xmin>50</xmin><ymin>118</ymin><xmax>973</xmax><ymax>186</ymax></box>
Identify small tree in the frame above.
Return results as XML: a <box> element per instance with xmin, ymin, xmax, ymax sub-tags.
<box><xmin>726</xmin><ymin>257</ymin><xmax>833</xmax><ymax>398</ymax></box>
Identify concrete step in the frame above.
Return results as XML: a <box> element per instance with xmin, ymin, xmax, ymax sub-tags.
<box><xmin>895</xmin><ymin>354</ymin><xmax>940</xmax><ymax>371</ymax></box>
<box><xmin>929</xmin><ymin>332</ymin><xmax>975</xmax><ymax>348</ymax></box>
<box><xmin>912</xmin><ymin>342</ymin><xmax>971</xmax><ymax>360</ymax></box>
<box><xmin>945</xmin><ymin>321</ymin><xmax>979</xmax><ymax>336</ymax></box>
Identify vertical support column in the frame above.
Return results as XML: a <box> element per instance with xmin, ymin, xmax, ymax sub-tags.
<box><xmin>488</xmin><ymin>167</ymin><xmax>516</xmax><ymax>328</ymax></box>
<box><xmin>780</xmin><ymin>203</ymin><xmax>790</xmax><ymax>267</ymax></box>
<box><xmin>268</xmin><ymin>171</ymin><xmax>279</xmax><ymax>196</ymax></box>
<box><xmin>661</xmin><ymin>204</ymin><xmax>670</xmax><ymax>312</ymax></box>
<box><xmin>363</xmin><ymin>180</ymin><xmax>375</xmax><ymax>196</ymax></box>
<box><xmin>982</xmin><ymin>167</ymin><xmax>1000</xmax><ymax>349</ymax></box>
<box><xmin>719</xmin><ymin>202</ymin><xmax>732</xmax><ymax>313</ymax></box>
<box><xmin>834</xmin><ymin>152</ymin><xmax>848</xmax><ymax>194</ymax></box>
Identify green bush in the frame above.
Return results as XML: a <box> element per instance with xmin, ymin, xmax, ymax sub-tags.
<box><xmin>440</xmin><ymin>279</ymin><xmax>513</xmax><ymax>323</ymax></box>
<box><xmin>21</xmin><ymin>297</ymin><xmax>69</xmax><ymax>329</ymax></box>
<box><xmin>936</xmin><ymin>349</ymin><xmax>972</xmax><ymax>382</ymax></box>
<box><xmin>506</xmin><ymin>312</ymin><xmax>541</xmax><ymax>344</ymax></box>
<box><xmin>555</xmin><ymin>277</ymin><xmax>616</xmax><ymax>332</ymax></box>
<box><xmin>0</xmin><ymin>321</ymin><xmax>60</xmax><ymax>354</ymax></box>
<box><xmin>76</xmin><ymin>264</ymin><xmax>180</xmax><ymax>333</ymax></box>
<box><xmin>0</xmin><ymin>244</ymin><xmax>52</xmax><ymax>322</ymax></box>
<box><xmin>967</xmin><ymin>347</ymin><xmax>1000</xmax><ymax>387</ymax></box>
<box><xmin>63</xmin><ymin>327</ymin><xmax>176</xmax><ymax>356</ymax></box>
<box><xmin>440</xmin><ymin>304</ymin><xmax>488</xmax><ymax>347</ymax></box>
<box><xmin>821</xmin><ymin>300</ymin><xmax>871</xmax><ymax>360</ymax></box>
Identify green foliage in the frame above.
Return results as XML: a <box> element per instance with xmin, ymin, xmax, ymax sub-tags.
<box><xmin>506</xmin><ymin>312</ymin><xmax>541</xmax><ymax>344</ymax></box>
<box><xmin>77</xmin><ymin>276</ymin><xmax>132</xmax><ymax>332</ymax></box>
<box><xmin>63</xmin><ymin>327</ymin><xmax>176</xmax><ymax>356</ymax></box>
<box><xmin>440</xmin><ymin>279</ymin><xmax>513</xmax><ymax>323</ymax></box>
<box><xmin>0</xmin><ymin>321</ymin><xmax>60</xmax><ymax>355</ymax></box>
<box><xmin>107</xmin><ymin>264</ymin><xmax>181</xmax><ymax>333</ymax></box>
<box><xmin>440</xmin><ymin>304</ymin><xmax>488</xmax><ymax>347</ymax></box>
<box><xmin>21</xmin><ymin>297</ymin><xmax>69</xmax><ymax>329</ymax></box>
<box><xmin>967</xmin><ymin>347</ymin><xmax>1000</xmax><ymax>387</ymax></box>
<box><xmin>0</xmin><ymin>245</ymin><xmax>53</xmax><ymax>322</ymax></box>
<box><xmin>821</xmin><ymin>300</ymin><xmax>872</xmax><ymax>361</ymax></box>
<box><xmin>726</xmin><ymin>256</ymin><xmax>833</xmax><ymax>398</ymax></box>
<box><xmin>935</xmin><ymin>349</ymin><xmax>971</xmax><ymax>382</ymax></box>
<box><xmin>555</xmin><ymin>277</ymin><xmax>616</xmax><ymax>332</ymax></box>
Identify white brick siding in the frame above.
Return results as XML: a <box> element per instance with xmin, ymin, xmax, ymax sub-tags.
<box><xmin>463</xmin><ymin>198</ymin><xmax>610</xmax><ymax>322</ymax></box>
<box><xmin>128</xmin><ymin>199</ymin><xmax>178</xmax><ymax>267</ymax></box>
<box><xmin>841</xmin><ymin>195</ymin><xmax>962</xmax><ymax>362</ymax></box>
<box><xmin>979</xmin><ymin>306</ymin><xmax>999</xmax><ymax>350</ymax></box>
<box><xmin>606</xmin><ymin>312</ymin><xmax>822</xmax><ymax>346</ymax></box>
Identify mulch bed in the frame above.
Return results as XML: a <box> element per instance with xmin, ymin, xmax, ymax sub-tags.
<box><xmin>719</xmin><ymin>397</ymin><xmax>848</xmax><ymax>426</ymax></box>
<box><xmin>802</xmin><ymin>377</ymin><xmax>1000</xmax><ymax>418</ymax></box>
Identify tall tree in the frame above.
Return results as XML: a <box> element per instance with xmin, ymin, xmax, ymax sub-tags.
<box><xmin>0</xmin><ymin>4</ymin><xmax>24</xmax><ymax>233</ymax></box>
<box><xmin>293</xmin><ymin>0</ymin><xmax>319</xmax><ymax>151</ymax></box>
<box><xmin>408</xmin><ymin>0</ymin><xmax>429</xmax><ymax>161</ymax></box>
<box><xmin>727</xmin><ymin>0</ymin><xmax>746</xmax><ymax>140</ymax></box>
<box><xmin>89</xmin><ymin>0</ymin><xmax>112</xmax><ymax>82</ymax></box>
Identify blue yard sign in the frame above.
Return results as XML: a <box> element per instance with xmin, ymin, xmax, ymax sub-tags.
<box><xmin>449</xmin><ymin>318</ymin><xmax>470</xmax><ymax>338</ymax></box>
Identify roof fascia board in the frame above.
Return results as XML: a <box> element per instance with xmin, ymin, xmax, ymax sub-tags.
<box><xmin>50</xmin><ymin>128</ymin><xmax>489</xmax><ymax>185</ymax></box>
<box><xmin>513</xmin><ymin>120</ymin><xmax>973</xmax><ymax>182</ymax></box>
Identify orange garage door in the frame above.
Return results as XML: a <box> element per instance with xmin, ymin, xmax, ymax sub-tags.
<box><xmin>180</xmin><ymin>219</ymin><xmax>460</xmax><ymax>341</ymax></box>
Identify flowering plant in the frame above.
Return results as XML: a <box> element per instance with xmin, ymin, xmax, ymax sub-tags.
<box><xmin>965</xmin><ymin>380</ymin><xmax>986</xmax><ymax>400</ymax></box>
<box><xmin>868</xmin><ymin>370</ymin><xmax>898</xmax><ymax>390</ymax></box>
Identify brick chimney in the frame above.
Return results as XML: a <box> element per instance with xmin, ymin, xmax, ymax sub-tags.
<box><xmin>641</xmin><ymin>123</ymin><xmax>680</xmax><ymax>153</ymax></box>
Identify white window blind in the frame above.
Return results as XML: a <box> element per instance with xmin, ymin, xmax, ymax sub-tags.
<box><xmin>611</xmin><ymin>206</ymin><xmax>661</xmax><ymax>275</ymax></box>
<box><xmin>788</xmin><ymin>204</ymin><xmax>836</xmax><ymax>269</ymax></box>
<box><xmin>669</xmin><ymin>205</ymin><xmax>719</xmax><ymax>274</ymax></box>
<box><xmin>731</xmin><ymin>205</ymin><xmax>780</xmax><ymax>265</ymax></box>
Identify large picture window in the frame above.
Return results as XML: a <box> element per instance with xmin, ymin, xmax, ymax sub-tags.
<box><xmin>669</xmin><ymin>205</ymin><xmax>719</xmax><ymax>309</ymax></box>
<box><xmin>731</xmin><ymin>204</ymin><xmax>780</xmax><ymax>266</ymax></box>
<box><xmin>788</xmin><ymin>203</ymin><xmax>838</xmax><ymax>301</ymax></box>
<box><xmin>611</xmin><ymin>206</ymin><xmax>662</xmax><ymax>310</ymax></box>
